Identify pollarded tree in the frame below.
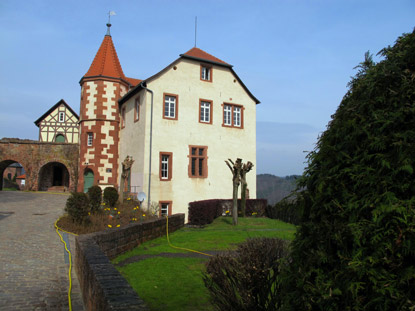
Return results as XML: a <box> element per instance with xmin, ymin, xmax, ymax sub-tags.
<box><xmin>282</xmin><ymin>30</ymin><xmax>415</xmax><ymax>310</ymax></box>
<box><xmin>226</xmin><ymin>158</ymin><xmax>242</xmax><ymax>225</ymax></box>
<box><xmin>240</xmin><ymin>161</ymin><xmax>254</xmax><ymax>217</ymax></box>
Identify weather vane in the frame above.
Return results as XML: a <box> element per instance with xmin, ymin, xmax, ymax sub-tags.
<box><xmin>107</xmin><ymin>11</ymin><xmax>116</xmax><ymax>35</ymax></box>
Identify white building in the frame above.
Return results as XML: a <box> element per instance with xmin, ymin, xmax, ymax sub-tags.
<box><xmin>118</xmin><ymin>47</ymin><xmax>259</xmax><ymax>219</ymax></box>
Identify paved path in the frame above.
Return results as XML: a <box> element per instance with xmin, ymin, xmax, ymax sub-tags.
<box><xmin>0</xmin><ymin>191</ymin><xmax>84</xmax><ymax>311</ymax></box>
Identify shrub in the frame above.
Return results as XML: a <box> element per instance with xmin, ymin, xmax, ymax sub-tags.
<box><xmin>282</xmin><ymin>30</ymin><xmax>415</xmax><ymax>310</ymax></box>
<box><xmin>242</xmin><ymin>199</ymin><xmax>268</xmax><ymax>217</ymax></box>
<box><xmin>204</xmin><ymin>237</ymin><xmax>290</xmax><ymax>311</ymax></box>
<box><xmin>87</xmin><ymin>185</ymin><xmax>102</xmax><ymax>213</ymax></box>
<box><xmin>188</xmin><ymin>199</ymin><xmax>223</xmax><ymax>225</ymax></box>
<box><xmin>188</xmin><ymin>199</ymin><xmax>268</xmax><ymax>225</ymax></box>
<box><xmin>65</xmin><ymin>192</ymin><xmax>90</xmax><ymax>224</ymax></box>
<box><xmin>266</xmin><ymin>196</ymin><xmax>301</xmax><ymax>225</ymax></box>
<box><xmin>103</xmin><ymin>187</ymin><xmax>119</xmax><ymax>207</ymax></box>
<box><xmin>3</xmin><ymin>179</ymin><xmax>20</xmax><ymax>190</ymax></box>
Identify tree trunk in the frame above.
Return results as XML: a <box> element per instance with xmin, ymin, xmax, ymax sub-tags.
<box><xmin>241</xmin><ymin>179</ymin><xmax>247</xmax><ymax>217</ymax></box>
<box><xmin>225</xmin><ymin>158</ymin><xmax>243</xmax><ymax>226</ymax></box>
<box><xmin>240</xmin><ymin>161</ymin><xmax>253</xmax><ymax>218</ymax></box>
<box><xmin>232</xmin><ymin>179</ymin><xmax>239</xmax><ymax>225</ymax></box>
<box><xmin>119</xmin><ymin>177</ymin><xmax>125</xmax><ymax>203</ymax></box>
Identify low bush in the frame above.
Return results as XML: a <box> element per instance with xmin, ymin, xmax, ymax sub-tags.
<box><xmin>87</xmin><ymin>185</ymin><xmax>102</xmax><ymax>213</ymax></box>
<box><xmin>65</xmin><ymin>192</ymin><xmax>90</xmax><ymax>224</ymax></box>
<box><xmin>58</xmin><ymin>197</ymin><xmax>158</xmax><ymax>234</ymax></box>
<box><xmin>204</xmin><ymin>237</ymin><xmax>290</xmax><ymax>311</ymax></box>
<box><xmin>188</xmin><ymin>199</ymin><xmax>222</xmax><ymax>225</ymax></box>
<box><xmin>103</xmin><ymin>187</ymin><xmax>119</xmax><ymax>207</ymax></box>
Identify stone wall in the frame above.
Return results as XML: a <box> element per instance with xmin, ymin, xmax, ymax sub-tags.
<box><xmin>0</xmin><ymin>139</ymin><xmax>79</xmax><ymax>191</ymax></box>
<box><xmin>75</xmin><ymin>214</ymin><xmax>185</xmax><ymax>311</ymax></box>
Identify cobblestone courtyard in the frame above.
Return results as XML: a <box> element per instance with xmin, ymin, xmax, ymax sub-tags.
<box><xmin>0</xmin><ymin>191</ymin><xmax>84</xmax><ymax>310</ymax></box>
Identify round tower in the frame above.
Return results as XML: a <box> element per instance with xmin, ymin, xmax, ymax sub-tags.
<box><xmin>78</xmin><ymin>23</ymin><xmax>130</xmax><ymax>192</ymax></box>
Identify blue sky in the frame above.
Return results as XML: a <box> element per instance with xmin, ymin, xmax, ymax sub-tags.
<box><xmin>0</xmin><ymin>0</ymin><xmax>413</xmax><ymax>176</ymax></box>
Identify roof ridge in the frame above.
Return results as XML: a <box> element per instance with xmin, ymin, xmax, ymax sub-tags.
<box><xmin>181</xmin><ymin>47</ymin><xmax>230</xmax><ymax>66</ymax></box>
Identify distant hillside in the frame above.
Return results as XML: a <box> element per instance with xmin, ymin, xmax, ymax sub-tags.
<box><xmin>256</xmin><ymin>174</ymin><xmax>300</xmax><ymax>206</ymax></box>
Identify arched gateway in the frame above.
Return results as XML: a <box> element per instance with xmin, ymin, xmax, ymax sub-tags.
<box><xmin>0</xmin><ymin>138</ymin><xmax>78</xmax><ymax>191</ymax></box>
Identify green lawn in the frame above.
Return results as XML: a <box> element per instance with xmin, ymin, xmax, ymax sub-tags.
<box><xmin>113</xmin><ymin>217</ymin><xmax>296</xmax><ymax>311</ymax></box>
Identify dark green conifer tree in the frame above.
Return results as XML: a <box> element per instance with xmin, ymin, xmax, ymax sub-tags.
<box><xmin>282</xmin><ymin>29</ymin><xmax>415</xmax><ymax>310</ymax></box>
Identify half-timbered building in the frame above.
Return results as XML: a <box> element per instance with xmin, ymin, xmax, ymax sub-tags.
<box><xmin>34</xmin><ymin>99</ymin><xmax>79</xmax><ymax>143</ymax></box>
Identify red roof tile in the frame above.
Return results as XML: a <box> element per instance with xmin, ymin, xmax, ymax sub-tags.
<box><xmin>84</xmin><ymin>35</ymin><xmax>126</xmax><ymax>79</ymax></box>
<box><xmin>125</xmin><ymin>77</ymin><xmax>142</xmax><ymax>87</ymax></box>
<box><xmin>182</xmin><ymin>47</ymin><xmax>230</xmax><ymax>65</ymax></box>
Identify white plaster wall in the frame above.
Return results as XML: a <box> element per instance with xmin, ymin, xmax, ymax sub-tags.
<box><xmin>120</xmin><ymin>58</ymin><xmax>257</xmax><ymax>221</ymax></box>
<box><xmin>119</xmin><ymin>92</ymin><xmax>147</xmax><ymax>194</ymax></box>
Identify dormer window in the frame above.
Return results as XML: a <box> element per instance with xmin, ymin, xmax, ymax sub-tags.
<box><xmin>58</xmin><ymin>112</ymin><xmax>65</xmax><ymax>122</ymax></box>
<box><xmin>201</xmin><ymin>65</ymin><xmax>212</xmax><ymax>82</ymax></box>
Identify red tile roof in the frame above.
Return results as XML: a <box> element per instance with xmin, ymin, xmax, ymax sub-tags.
<box><xmin>16</xmin><ymin>174</ymin><xmax>26</xmax><ymax>179</ymax></box>
<box><xmin>182</xmin><ymin>47</ymin><xmax>230</xmax><ymax>65</ymax></box>
<box><xmin>84</xmin><ymin>35</ymin><xmax>126</xmax><ymax>79</ymax></box>
<box><xmin>125</xmin><ymin>77</ymin><xmax>142</xmax><ymax>87</ymax></box>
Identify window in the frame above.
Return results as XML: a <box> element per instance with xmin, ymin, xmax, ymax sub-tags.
<box><xmin>121</xmin><ymin>107</ymin><xmax>126</xmax><ymax>128</ymax></box>
<box><xmin>201</xmin><ymin>65</ymin><xmax>212</xmax><ymax>82</ymax></box>
<box><xmin>58</xmin><ymin>112</ymin><xmax>65</xmax><ymax>122</ymax></box>
<box><xmin>159</xmin><ymin>152</ymin><xmax>173</xmax><ymax>181</ymax></box>
<box><xmin>87</xmin><ymin>132</ymin><xmax>93</xmax><ymax>146</ymax></box>
<box><xmin>188</xmin><ymin>146</ymin><xmax>208</xmax><ymax>178</ymax></box>
<box><xmin>163</xmin><ymin>93</ymin><xmax>178</xmax><ymax>120</ymax></box>
<box><xmin>159</xmin><ymin>201</ymin><xmax>172</xmax><ymax>217</ymax></box>
<box><xmin>199</xmin><ymin>99</ymin><xmax>212</xmax><ymax>124</ymax></box>
<box><xmin>233</xmin><ymin>106</ymin><xmax>241</xmax><ymax>127</ymax></box>
<box><xmin>134</xmin><ymin>97</ymin><xmax>140</xmax><ymax>122</ymax></box>
<box><xmin>224</xmin><ymin>105</ymin><xmax>232</xmax><ymax>126</ymax></box>
<box><xmin>223</xmin><ymin>104</ymin><xmax>243</xmax><ymax>128</ymax></box>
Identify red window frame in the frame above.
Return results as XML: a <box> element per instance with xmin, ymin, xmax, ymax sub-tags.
<box><xmin>188</xmin><ymin>145</ymin><xmax>208</xmax><ymax>178</ymax></box>
<box><xmin>163</xmin><ymin>93</ymin><xmax>179</xmax><ymax>120</ymax></box>
<box><xmin>199</xmin><ymin>99</ymin><xmax>213</xmax><ymax>124</ymax></box>
<box><xmin>159</xmin><ymin>152</ymin><xmax>173</xmax><ymax>181</ymax></box>
<box><xmin>159</xmin><ymin>201</ymin><xmax>173</xmax><ymax>217</ymax></box>
<box><xmin>222</xmin><ymin>103</ymin><xmax>244</xmax><ymax>129</ymax></box>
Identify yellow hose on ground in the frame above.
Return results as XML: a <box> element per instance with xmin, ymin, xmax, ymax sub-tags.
<box><xmin>166</xmin><ymin>216</ymin><xmax>212</xmax><ymax>257</ymax></box>
<box><xmin>55</xmin><ymin>218</ymin><xmax>77</xmax><ymax>311</ymax></box>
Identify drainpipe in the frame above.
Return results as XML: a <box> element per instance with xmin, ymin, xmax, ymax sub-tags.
<box><xmin>140</xmin><ymin>82</ymin><xmax>154</xmax><ymax>210</ymax></box>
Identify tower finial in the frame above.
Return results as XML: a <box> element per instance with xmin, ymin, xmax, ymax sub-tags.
<box><xmin>194</xmin><ymin>16</ymin><xmax>197</xmax><ymax>47</ymax></box>
<box><xmin>106</xmin><ymin>11</ymin><xmax>116</xmax><ymax>36</ymax></box>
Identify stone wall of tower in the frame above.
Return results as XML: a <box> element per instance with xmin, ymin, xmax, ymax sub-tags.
<box><xmin>78</xmin><ymin>79</ymin><xmax>128</xmax><ymax>192</ymax></box>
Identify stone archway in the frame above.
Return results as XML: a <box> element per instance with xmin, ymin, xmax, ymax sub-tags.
<box><xmin>0</xmin><ymin>160</ymin><xmax>26</xmax><ymax>191</ymax></box>
<box><xmin>38</xmin><ymin>162</ymin><xmax>70</xmax><ymax>191</ymax></box>
<box><xmin>0</xmin><ymin>140</ymin><xmax>79</xmax><ymax>191</ymax></box>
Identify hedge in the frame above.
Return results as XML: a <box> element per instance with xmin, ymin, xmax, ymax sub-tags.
<box><xmin>188</xmin><ymin>199</ymin><xmax>268</xmax><ymax>225</ymax></box>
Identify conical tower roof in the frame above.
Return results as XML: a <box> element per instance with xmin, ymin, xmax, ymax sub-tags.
<box><xmin>83</xmin><ymin>31</ymin><xmax>126</xmax><ymax>80</ymax></box>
